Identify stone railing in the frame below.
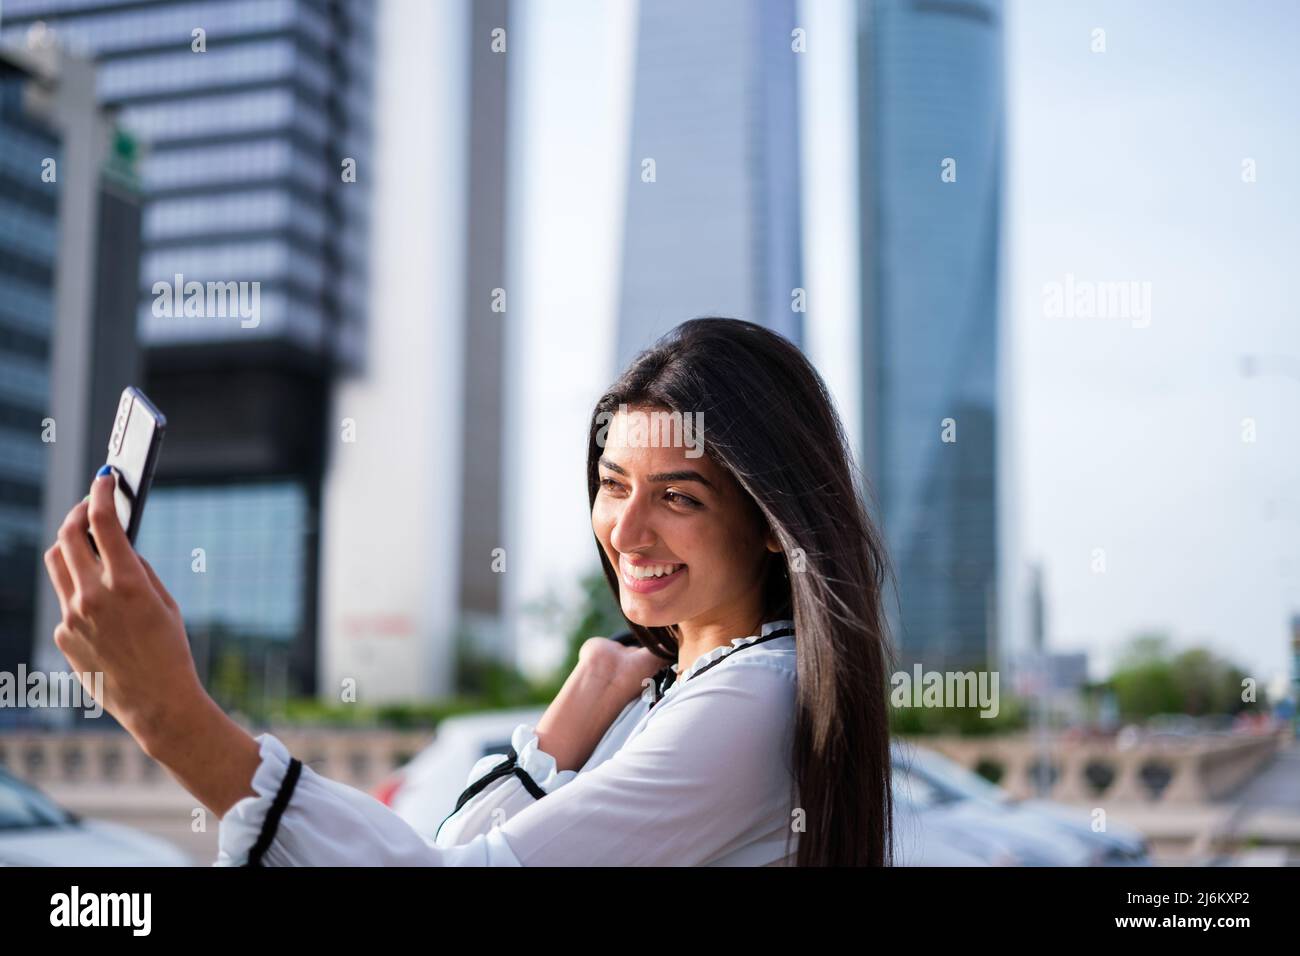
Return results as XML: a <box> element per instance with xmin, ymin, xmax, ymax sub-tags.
<box><xmin>0</xmin><ymin>725</ymin><xmax>435</xmax><ymax>791</ymax></box>
<box><xmin>5</xmin><ymin>725</ymin><xmax>1288</xmax><ymax>806</ymax></box>
<box><xmin>904</xmin><ymin>729</ymin><xmax>1288</xmax><ymax>804</ymax></box>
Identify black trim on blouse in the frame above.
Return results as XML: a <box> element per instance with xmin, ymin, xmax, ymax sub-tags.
<box><xmin>244</xmin><ymin>756</ymin><xmax>303</xmax><ymax>867</ymax></box>
<box><xmin>649</xmin><ymin>625</ymin><xmax>795</xmax><ymax>709</ymax></box>
<box><xmin>435</xmin><ymin>624</ymin><xmax>796</xmax><ymax>837</ymax></box>
<box><xmin>434</xmin><ymin>745</ymin><xmax>548</xmax><ymax>842</ymax></box>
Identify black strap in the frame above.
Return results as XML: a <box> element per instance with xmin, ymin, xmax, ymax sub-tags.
<box><xmin>451</xmin><ymin>749</ymin><xmax>518</xmax><ymax>814</ymax></box>
<box><xmin>434</xmin><ymin>745</ymin><xmax>548</xmax><ymax>841</ymax></box>
<box><xmin>244</xmin><ymin>756</ymin><xmax>302</xmax><ymax>867</ymax></box>
<box><xmin>511</xmin><ymin>761</ymin><xmax>548</xmax><ymax>801</ymax></box>
<box><xmin>649</xmin><ymin>626</ymin><xmax>795</xmax><ymax>710</ymax></box>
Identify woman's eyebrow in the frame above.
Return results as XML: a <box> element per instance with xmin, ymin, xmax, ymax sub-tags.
<box><xmin>599</xmin><ymin>456</ymin><xmax>716</xmax><ymax>491</ymax></box>
<box><xmin>650</xmin><ymin>469</ymin><xmax>715</xmax><ymax>490</ymax></box>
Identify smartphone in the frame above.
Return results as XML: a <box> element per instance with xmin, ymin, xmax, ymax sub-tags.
<box><xmin>95</xmin><ymin>386</ymin><xmax>166</xmax><ymax>550</ymax></box>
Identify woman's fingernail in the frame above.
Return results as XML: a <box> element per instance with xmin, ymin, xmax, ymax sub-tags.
<box><xmin>96</xmin><ymin>464</ymin><xmax>113</xmax><ymax>477</ymax></box>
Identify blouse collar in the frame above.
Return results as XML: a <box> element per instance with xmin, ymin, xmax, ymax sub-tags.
<box><xmin>669</xmin><ymin>619</ymin><xmax>796</xmax><ymax>683</ymax></box>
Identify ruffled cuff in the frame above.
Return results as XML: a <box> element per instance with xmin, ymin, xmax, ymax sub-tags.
<box><xmin>459</xmin><ymin>722</ymin><xmax>576</xmax><ymax>795</ymax></box>
<box><xmin>214</xmin><ymin>732</ymin><xmax>301</xmax><ymax>866</ymax></box>
<box><xmin>510</xmin><ymin>722</ymin><xmax>578</xmax><ymax>794</ymax></box>
<box><xmin>433</xmin><ymin>723</ymin><xmax>578</xmax><ymax>847</ymax></box>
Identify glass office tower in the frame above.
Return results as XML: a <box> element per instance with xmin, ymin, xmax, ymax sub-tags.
<box><xmin>0</xmin><ymin>39</ymin><xmax>143</xmax><ymax>718</ymax></box>
<box><xmin>0</xmin><ymin>57</ymin><xmax>58</xmax><ymax>677</ymax></box>
<box><xmin>858</xmin><ymin>0</ymin><xmax>1003</xmax><ymax>671</ymax></box>
<box><xmin>3</xmin><ymin>1</ymin><xmax>374</xmax><ymax>704</ymax></box>
<box><xmin>617</xmin><ymin>0</ymin><xmax>803</xmax><ymax>366</ymax></box>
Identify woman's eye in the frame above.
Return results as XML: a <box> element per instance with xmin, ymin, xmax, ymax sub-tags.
<box><xmin>599</xmin><ymin>477</ymin><xmax>622</xmax><ymax>492</ymax></box>
<box><xmin>665</xmin><ymin>491</ymin><xmax>702</xmax><ymax>509</ymax></box>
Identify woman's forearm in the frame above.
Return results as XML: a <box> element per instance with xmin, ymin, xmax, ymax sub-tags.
<box><xmin>141</xmin><ymin>694</ymin><xmax>262</xmax><ymax>820</ymax></box>
<box><xmin>534</xmin><ymin>658</ymin><xmax>636</xmax><ymax>772</ymax></box>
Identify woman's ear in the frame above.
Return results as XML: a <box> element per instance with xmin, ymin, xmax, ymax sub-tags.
<box><xmin>764</xmin><ymin>530</ymin><xmax>781</xmax><ymax>553</ymax></box>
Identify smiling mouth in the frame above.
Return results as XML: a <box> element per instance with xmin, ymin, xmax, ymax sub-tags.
<box><xmin>619</xmin><ymin>555</ymin><xmax>687</xmax><ymax>590</ymax></box>
<box><xmin>624</xmin><ymin>561</ymin><xmax>683</xmax><ymax>580</ymax></box>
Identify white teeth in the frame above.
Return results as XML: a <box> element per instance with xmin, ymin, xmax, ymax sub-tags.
<box><xmin>625</xmin><ymin>561</ymin><xmax>681</xmax><ymax>580</ymax></box>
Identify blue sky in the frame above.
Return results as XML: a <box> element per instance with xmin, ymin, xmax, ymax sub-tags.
<box><xmin>1006</xmin><ymin>0</ymin><xmax>1300</xmax><ymax>686</ymax></box>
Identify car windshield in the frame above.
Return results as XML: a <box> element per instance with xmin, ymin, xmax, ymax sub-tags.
<box><xmin>911</xmin><ymin>749</ymin><xmax>1012</xmax><ymax>805</ymax></box>
<box><xmin>892</xmin><ymin>765</ymin><xmax>955</xmax><ymax>809</ymax></box>
<box><xmin>0</xmin><ymin>770</ymin><xmax>75</xmax><ymax>829</ymax></box>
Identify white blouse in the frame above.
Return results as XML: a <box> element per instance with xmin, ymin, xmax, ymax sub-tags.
<box><xmin>214</xmin><ymin>620</ymin><xmax>800</xmax><ymax>866</ymax></box>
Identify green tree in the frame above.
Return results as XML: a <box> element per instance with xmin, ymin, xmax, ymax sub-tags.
<box><xmin>1106</xmin><ymin>632</ymin><xmax>1267</xmax><ymax>720</ymax></box>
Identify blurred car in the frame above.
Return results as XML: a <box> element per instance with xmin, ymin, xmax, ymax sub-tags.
<box><xmin>893</xmin><ymin>750</ymin><xmax>1094</xmax><ymax>866</ymax></box>
<box><xmin>896</xmin><ymin>743</ymin><xmax>1150</xmax><ymax>866</ymax></box>
<box><xmin>1012</xmin><ymin>798</ymin><xmax>1150</xmax><ymax>865</ymax></box>
<box><xmin>0</xmin><ymin>766</ymin><xmax>192</xmax><ymax>866</ymax></box>
<box><xmin>373</xmin><ymin>706</ymin><xmax>547</xmax><ymax>840</ymax></box>
<box><xmin>892</xmin><ymin>773</ymin><xmax>1013</xmax><ymax>865</ymax></box>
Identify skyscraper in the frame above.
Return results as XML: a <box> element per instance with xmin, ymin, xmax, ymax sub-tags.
<box><xmin>0</xmin><ymin>38</ymin><xmax>142</xmax><ymax>705</ymax></box>
<box><xmin>455</xmin><ymin>0</ymin><xmax>512</xmax><ymax>660</ymax></box>
<box><xmin>617</xmin><ymin>0</ymin><xmax>803</xmax><ymax>366</ymax></box>
<box><xmin>857</xmin><ymin>0</ymin><xmax>1003</xmax><ymax>671</ymax></box>
<box><xmin>0</xmin><ymin>47</ymin><xmax>61</xmax><ymax>679</ymax></box>
<box><xmin>3</xmin><ymin>0</ymin><xmax>374</xmax><ymax>701</ymax></box>
<box><xmin>319</xmin><ymin>0</ymin><xmax>515</xmax><ymax>701</ymax></box>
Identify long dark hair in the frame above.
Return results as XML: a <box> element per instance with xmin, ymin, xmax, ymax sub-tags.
<box><xmin>585</xmin><ymin>317</ymin><xmax>897</xmax><ymax>866</ymax></box>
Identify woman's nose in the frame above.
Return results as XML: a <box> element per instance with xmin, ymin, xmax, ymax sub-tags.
<box><xmin>608</xmin><ymin>491</ymin><xmax>657</xmax><ymax>555</ymax></box>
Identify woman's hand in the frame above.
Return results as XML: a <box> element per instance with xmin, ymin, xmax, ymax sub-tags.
<box><xmin>41</xmin><ymin>473</ymin><xmax>274</xmax><ymax>819</ymax></box>
<box><xmin>43</xmin><ymin>472</ymin><xmax>206</xmax><ymax>754</ymax></box>
<box><xmin>536</xmin><ymin>636</ymin><xmax>673</xmax><ymax>772</ymax></box>
<box><xmin>578</xmin><ymin>635</ymin><xmax>672</xmax><ymax>705</ymax></box>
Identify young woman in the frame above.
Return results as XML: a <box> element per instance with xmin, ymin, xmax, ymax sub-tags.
<box><xmin>43</xmin><ymin>317</ymin><xmax>897</xmax><ymax>866</ymax></box>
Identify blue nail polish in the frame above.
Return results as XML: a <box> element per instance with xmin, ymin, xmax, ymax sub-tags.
<box><xmin>96</xmin><ymin>464</ymin><xmax>113</xmax><ymax>478</ymax></box>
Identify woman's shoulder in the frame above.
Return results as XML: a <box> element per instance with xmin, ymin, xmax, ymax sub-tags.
<box><xmin>702</xmin><ymin>621</ymin><xmax>797</xmax><ymax>682</ymax></box>
<box><xmin>714</xmin><ymin>636</ymin><xmax>796</xmax><ymax>678</ymax></box>
<box><xmin>671</xmin><ymin>631</ymin><xmax>798</xmax><ymax>707</ymax></box>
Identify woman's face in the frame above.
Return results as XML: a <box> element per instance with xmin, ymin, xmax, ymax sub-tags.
<box><xmin>592</xmin><ymin>404</ymin><xmax>778</xmax><ymax>637</ymax></box>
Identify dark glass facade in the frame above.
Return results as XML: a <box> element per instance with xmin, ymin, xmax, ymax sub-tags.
<box><xmin>133</xmin><ymin>481</ymin><xmax>309</xmax><ymax>704</ymax></box>
<box><xmin>858</xmin><ymin>0</ymin><xmax>1002</xmax><ymax>670</ymax></box>
<box><xmin>0</xmin><ymin>60</ymin><xmax>58</xmax><ymax>675</ymax></box>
